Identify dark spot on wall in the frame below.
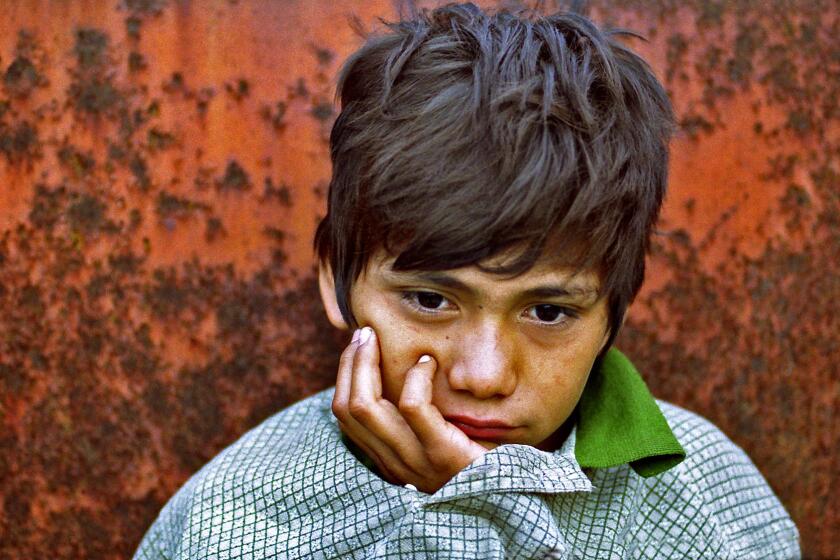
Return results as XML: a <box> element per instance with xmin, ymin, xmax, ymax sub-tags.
<box><xmin>291</xmin><ymin>77</ymin><xmax>309</xmax><ymax>98</ymax></box>
<box><xmin>122</xmin><ymin>0</ymin><xmax>167</xmax><ymax>16</ymax></box>
<box><xmin>261</xmin><ymin>178</ymin><xmax>292</xmax><ymax>206</ymax></box>
<box><xmin>785</xmin><ymin>109</ymin><xmax>813</xmax><ymax>135</ymax></box>
<box><xmin>74</xmin><ymin>28</ymin><xmax>109</xmax><ymax>69</ymax></box>
<box><xmin>70</xmin><ymin>76</ymin><xmax>121</xmax><ymax>116</ymax></box>
<box><xmin>129</xmin><ymin>153</ymin><xmax>151</xmax><ymax>189</ymax></box>
<box><xmin>727</xmin><ymin>24</ymin><xmax>764</xmax><ymax>85</ymax></box>
<box><xmin>0</xmin><ymin>361</ymin><xmax>28</xmax><ymax>396</ymax></box>
<box><xmin>18</xmin><ymin>283</ymin><xmax>45</xmax><ymax>314</ymax></box>
<box><xmin>67</xmin><ymin>193</ymin><xmax>118</xmax><ymax>235</ymax></box>
<box><xmin>225</xmin><ymin>78</ymin><xmax>250</xmax><ymax>101</ymax></box>
<box><xmin>125</xmin><ymin>16</ymin><xmax>142</xmax><ymax>40</ymax></box>
<box><xmin>262</xmin><ymin>226</ymin><xmax>285</xmax><ymax>244</ymax></box>
<box><xmin>128</xmin><ymin>51</ymin><xmax>147</xmax><ymax>72</ymax></box>
<box><xmin>313</xmin><ymin>46</ymin><xmax>335</xmax><ymax>65</ymax></box>
<box><xmin>696</xmin><ymin>0</ymin><xmax>725</xmax><ymax>27</ymax></box>
<box><xmin>3</xmin><ymin>56</ymin><xmax>41</xmax><ymax>97</ymax></box>
<box><xmin>196</xmin><ymin>87</ymin><xmax>215</xmax><ymax>116</ymax></box>
<box><xmin>86</xmin><ymin>273</ymin><xmax>109</xmax><ymax>299</ymax></box>
<box><xmin>45</xmin><ymin>507</ymin><xmax>111</xmax><ymax>558</ymax></box>
<box><xmin>259</xmin><ymin>101</ymin><xmax>287</xmax><ymax>131</ymax></box>
<box><xmin>0</xmin><ymin>119</ymin><xmax>40</xmax><ymax>163</ymax></box>
<box><xmin>162</xmin><ymin>71</ymin><xmax>184</xmax><ymax>94</ymax></box>
<box><xmin>678</xmin><ymin>113</ymin><xmax>714</xmax><ymax>138</ymax></box>
<box><xmin>216</xmin><ymin>160</ymin><xmax>251</xmax><ymax>191</ymax></box>
<box><xmin>310</xmin><ymin>102</ymin><xmax>333</xmax><ymax>122</ymax></box>
<box><xmin>118</xmin><ymin>342</ymin><xmax>159</xmax><ymax>378</ymax></box>
<box><xmin>2</xmin><ymin>30</ymin><xmax>46</xmax><ymax>98</ymax></box>
<box><xmin>665</xmin><ymin>33</ymin><xmax>688</xmax><ymax>82</ymax></box>
<box><xmin>154</xmin><ymin>191</ymin><xmax>197</xmax><ymax>224</ymax></box>
<box><xmin>57</xmin><ymin>146</ymin><xmax>95</xmax><ymax>178</ymax></box>
<box><xmin>2</xmin><ymin>480</ymin><xmax>33</xmax><ymax>529</ymax></box>
<box><xmin>108</xmin><ymin>250</ymin><xmax>144</xmax><ymax>275</ymax></box>
<box><xmin>144</xmin><ymin>266</ymin><xmax>189</xmax><ymax>319</ymax></box>
<box><xmin>146</xmin><ymin>127</ymin><xmax>175</xmax><ymax>150</ymax></box>
<box><xmin>204</xmin><ymin>216</ymin><xmax>225</xmax><ymax>242</ymax></box>
<box><xmin>171</xmin><ymin>369</ymin><xmax>225</xmax><ymax>472</ymax></box>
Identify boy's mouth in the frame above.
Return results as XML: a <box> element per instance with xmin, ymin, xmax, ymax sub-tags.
<box><xmin>445</xmin><ymin>415</ymin><xmax>516</xmax><ymax>441</ymax></box>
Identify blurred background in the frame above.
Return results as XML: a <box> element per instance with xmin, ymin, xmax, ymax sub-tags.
<box><xmin>0</xmin><ymin>0</ymin><xmax>836</xmax><ymax>558</ymax></box>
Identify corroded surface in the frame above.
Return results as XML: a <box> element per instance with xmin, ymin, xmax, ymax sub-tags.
<box><xmin>0</xmin><ymin>1</ymin><xmax>836</xmax><ymax>558</ymax></box>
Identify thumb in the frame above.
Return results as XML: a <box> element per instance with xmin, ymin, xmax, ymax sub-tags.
<box><xmin>400</xmin><ymin>354</ymin><xmax>437</xmax><ymax>406</ymax></box>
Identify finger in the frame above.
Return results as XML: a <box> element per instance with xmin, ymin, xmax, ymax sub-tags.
<box><xmin>352</xmin><ymin>326</ymin><xmax>381</xmax><ymax>398</ymax></box>
<box><xmin>399</xmin><ymin>355</ymin><xmax>484</xmax><ymax>463</ymax></box>
<box><xmin>340</xmin><ymin>398</ymin><xmax>416</xmax><ymax>484</ymax></box>
<box><xmin>333</xmin><ymin>331</ymin><xmax>420</xmax><ymax>485</ymax></box>
<box><xmin>334</xmin><ymin>330</ymin><xmax>396</xmax><ymax>460</ymax></box>
<box><xmin>339</xmin><ymin>420</ymin><xmax>402</xmax><ymax>484</ymax></box>
<box><xmin>334</xmin><ymin>329</ymin><xmax>403</xmax><ymax>465</ymax></box>
<box><xmin>331</xmin><ymin>329</ymin><xmax>361</xmax><ymax>422</ymax></box>
<box><xmin>349</xmin><ymin>327</ymin><xmax>426</xmax><ymax>468</ymax></box>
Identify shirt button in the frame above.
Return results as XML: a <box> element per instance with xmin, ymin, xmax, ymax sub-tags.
<box><xmin>404</xmin><ymin>483</ymin><xmax>417</xmax><ymax>491</ymax></box>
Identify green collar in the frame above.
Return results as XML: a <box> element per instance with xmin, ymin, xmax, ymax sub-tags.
<box><xmin>575</xmin><ymin>348</ymin><xmax>686</xmax><ymax>478</ymax></box>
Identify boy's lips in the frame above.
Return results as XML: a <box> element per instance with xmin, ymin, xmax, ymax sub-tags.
<box><xmin>445</xmin><ymin>415</ymin><xmax>517</xmax><ymax>440</ymax></box>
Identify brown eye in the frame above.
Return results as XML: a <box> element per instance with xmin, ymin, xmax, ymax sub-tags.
<box><xmin>534</xmin><ymin>304</ymin><xmax>562</xmax><ymax>322</ymax></box>
<box><xmin>416</xmin><ymin>291</ymin><xmax>445</xmax><ymax>309</ymax></box>
<box><xmin>526</xmin><ymin>304</ymin><xmax>576</xmax><ymax>325</ymax></box>
<box><xmin>400</xmin><ymin>291</ymin><xmax>453</xmax><ymax>314</ymax></box>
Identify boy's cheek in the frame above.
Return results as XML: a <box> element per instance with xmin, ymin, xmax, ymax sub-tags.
<box><xmin>376</xmin><ymin>327</ymin><xmax>439</xmax><ymax>403</ymax></box>
<box><xmin>372</xmin><ymin>327</ymin><xmax>416</xmax><ymax>401</ymax></box>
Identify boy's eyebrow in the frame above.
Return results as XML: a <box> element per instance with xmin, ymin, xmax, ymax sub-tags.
<box><xmin>388</xmin><ymin>271</ymin><xmax>601</xmax><ymax>301</ymax></box>
<box><xmin>519</xmin><ymin>285</ymin><xmax>600</xmax><ymax>301</ymax></box>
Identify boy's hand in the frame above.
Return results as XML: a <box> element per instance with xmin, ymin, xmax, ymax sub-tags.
<box><xmin>332</xmin><ymin>327</ymin><xmax>488</xmax><ymax>494</ymax></box>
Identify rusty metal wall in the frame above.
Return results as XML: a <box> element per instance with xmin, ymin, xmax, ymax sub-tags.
<box><xmin>0</xmin><ymin>1</ymin><xmax>836</xmax><ymax>558</ymax></box>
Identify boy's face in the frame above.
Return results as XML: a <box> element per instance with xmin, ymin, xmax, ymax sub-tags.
<box><xmin>321</xmin><ymin>250</ymin><xmax>610</xmax><ymax>451</ymax></box>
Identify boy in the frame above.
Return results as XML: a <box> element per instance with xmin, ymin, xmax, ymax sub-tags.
<box><xmin>134</xmin><ymin>4</ymin><xmax>800</xmax><ymax>558</ymax></box>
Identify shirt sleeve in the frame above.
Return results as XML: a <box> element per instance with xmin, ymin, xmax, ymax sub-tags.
<box><xmin>132</xmin><ymin>473</ymin><xmax>200</xmax><ymax>560</ymax></box>
<box><xmin>665</xmin><ymin>402</ymin><xmax>801</xmax><ymax>559</ymax></box>
<box><xmin>699</xmin><ymin>438</ymin><xmax>800</xmax><ymax>558</ymax></box>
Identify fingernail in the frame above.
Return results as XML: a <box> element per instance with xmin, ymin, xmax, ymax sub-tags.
<box><xmin>351</xmin><ymin>329</ymin><xmax>360</xmax><ymax>343</ymax></box>
<box><xmin>359</xmin><ymin>327</ymin><xmax>373</xmax><ymax>344</ymax></box>
<box><xmin>418</xmin><ymin>355</ymin><xmax>432</xmax><ymax>364</ymax></box>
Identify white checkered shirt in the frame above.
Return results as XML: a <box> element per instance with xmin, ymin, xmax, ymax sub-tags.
<box><xmin>134</xmin><ymin>388</ymin><xmax>799</xmax><ymax>559</ymax></box>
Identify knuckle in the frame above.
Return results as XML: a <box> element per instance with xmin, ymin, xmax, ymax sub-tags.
<box><xmin>347</xmin><ymin>397</ymin><xmax>374</xmax><ymax>419</ymax></box>
<box><xmin>398</xmin><ymin>396</ymin><xmax>423</xmax><ymax>416</ymax></box>
<box><xmin>330</xmin><ymin>399</ymin><xmax>349</xmax><ymax>420</ymax></box>
<box><xmin>425</xmin><ymin>447</ymin><xmax>451</xmax><ymax>467</ymax></box>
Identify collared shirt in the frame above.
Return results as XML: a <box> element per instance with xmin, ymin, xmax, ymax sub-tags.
<box><xmin>133</xmin><ymin>388</ymin><xmax>799</xmax><ymax>559</ymax></box>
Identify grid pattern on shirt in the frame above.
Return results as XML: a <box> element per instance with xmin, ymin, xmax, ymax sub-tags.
<box><xmin>133</xmin><ymin>389</ymin><xmax>800</xmax><ymax>560</ymax></box>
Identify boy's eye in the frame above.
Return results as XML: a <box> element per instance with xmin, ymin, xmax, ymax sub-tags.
<box><xmin>526</xmin><ymin>304</ymin><xmax>573</xmax><ymax>324</ymax></box>
<box><xmin>402</xmin><ymin>291</ymin><xmax>452</xmax><ymax>312</ymax></box>
<box><xmin>414</xmin><ymin>291</ymin><xmax>447</xmax><ymax>309</ymax></box>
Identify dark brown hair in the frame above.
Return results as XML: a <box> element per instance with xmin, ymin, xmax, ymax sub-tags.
<box><xmin>314</xmin><ymin>2</ymin><xmax>674</xmax><ymax>347</ymax></box>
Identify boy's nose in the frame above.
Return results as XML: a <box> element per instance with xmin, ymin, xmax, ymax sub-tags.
<box><xmin>446</xmin><ymin>323</ymin><xmax>517</xmax><ymax>399</ymax></box>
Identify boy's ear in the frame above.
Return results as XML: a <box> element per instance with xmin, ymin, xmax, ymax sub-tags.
<box><xmin>318</xmin><ymin>260</ymin><xmax>350</xmax><ymax>331</ymax></box>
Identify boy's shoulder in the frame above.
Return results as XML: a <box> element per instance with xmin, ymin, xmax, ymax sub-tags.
<box><xmin>656</xmin><ymin>399</ymin><xmax>746</xmax><ymax>460</ymax></box>
<box><xmin>628</xmin><ymin>399</ymin><xmax>800</xmax><ymax>559</ymax></box>
<box><xmin>186</xmin><ymin>387</ymin><xmax>337</xmax><ymax>486</ymax></box>
<box><xmin>655</xmin><ymin>398</ymin><xmax>770</xmax><ymax>482</ymax></box>
<box><xmin>133</xmin><ymin>389</ymin><xmax>339</xmax><ymax>559</ymax></box>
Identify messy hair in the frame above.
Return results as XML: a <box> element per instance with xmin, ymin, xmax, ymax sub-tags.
<box><xmin>314</xmin><ymin>2</ymin><xmax>674</xmax><ymax>346</ymax></box>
